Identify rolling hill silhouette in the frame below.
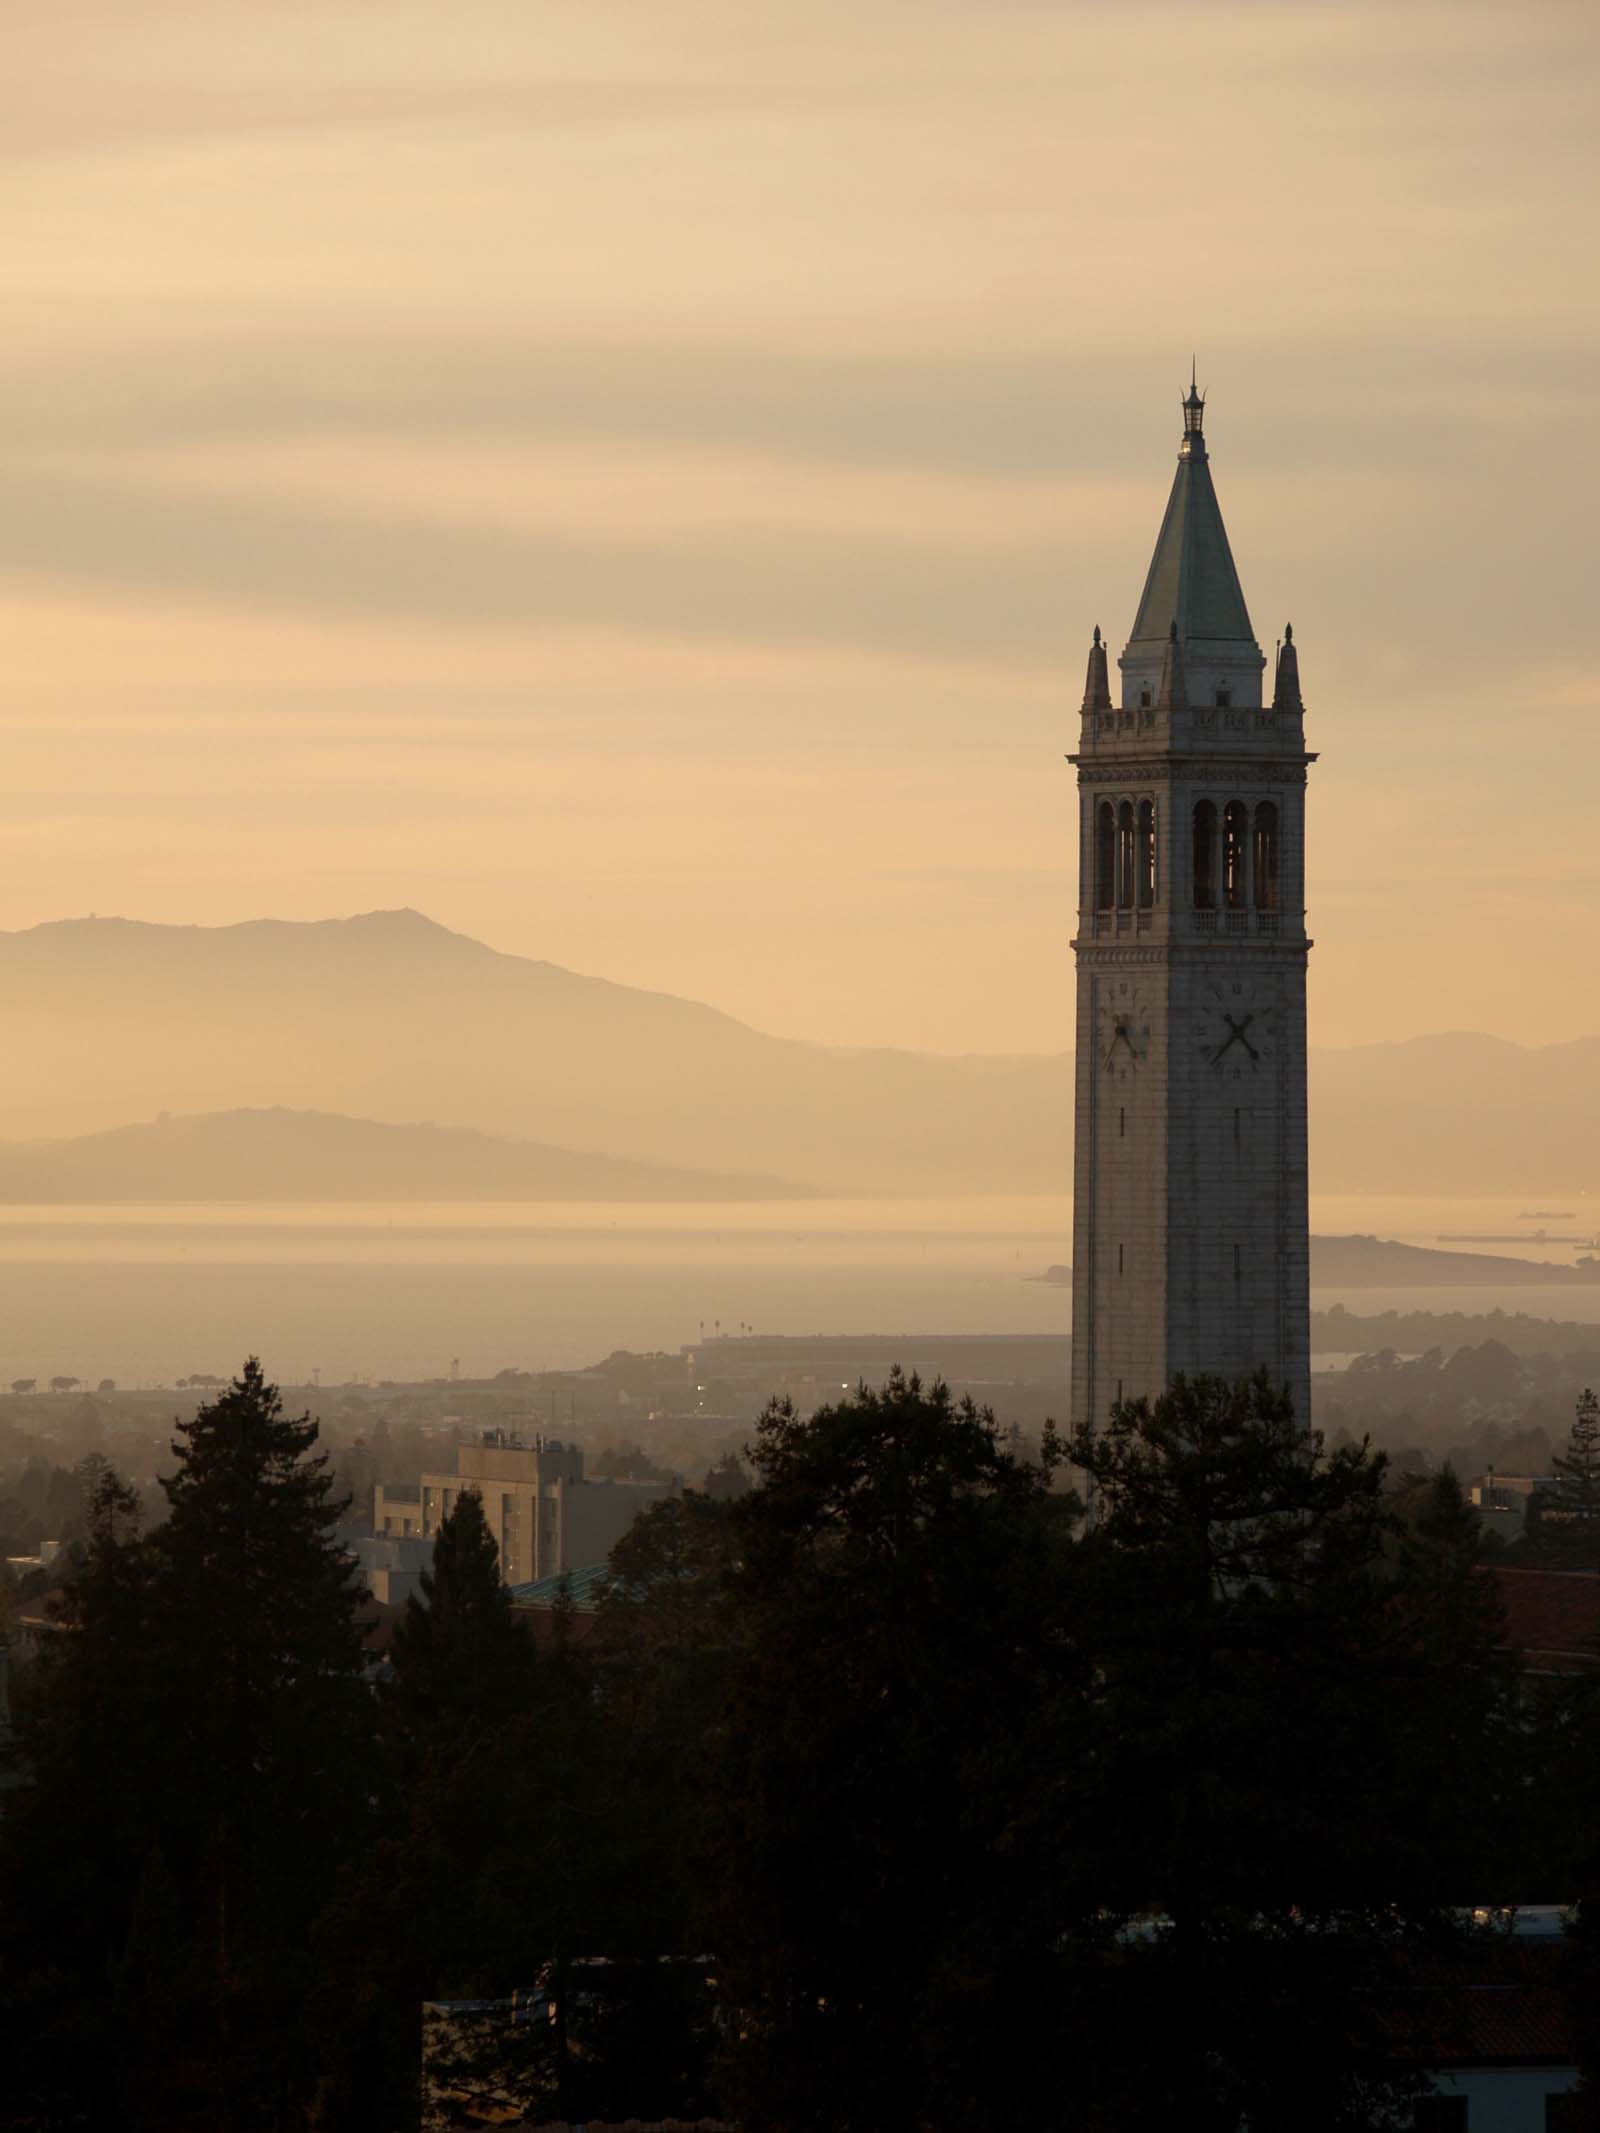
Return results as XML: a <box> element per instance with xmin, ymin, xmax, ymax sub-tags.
<box><xmin>0</xmin><ymin>1107</ymin><xmax>792</xmax><ymax>1203</ymax></box>
<box><xmin>0</xmin><ymin>910</ymin><xmax>1589</xmax><ymax>1196</ymax></box>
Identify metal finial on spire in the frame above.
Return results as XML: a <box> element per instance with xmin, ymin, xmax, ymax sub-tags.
<box><xmin>1093</xmin><ymin>624</ymin><xmax>1101</xmax><ymax>647</ymax></box>
<box><xmin>1284</xmin><ymin>621</ymin><xmax>1293</xmax><ymax>642</ymax></box>
<box><xmin>1182</xmin><ymin>362</ymin><xmax>1205</xmax><ymax>441</ymax></box>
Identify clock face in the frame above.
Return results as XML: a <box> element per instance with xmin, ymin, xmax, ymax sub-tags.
<box><xmin>1199</xmin><ymin>977</ymin><xmax>1278</xmax><ymax>1076</ymax></box>
<box><xmin>1096</xmin><ymin>979</ymin><xmax>1154</xmax><ymax>1076</ymax></box>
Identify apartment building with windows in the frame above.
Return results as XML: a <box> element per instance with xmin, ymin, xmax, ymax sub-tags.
<box><xmin>374</xmin><ymin>1430</ymin><xmax>674</xmax><ymax>1586</ymax></box>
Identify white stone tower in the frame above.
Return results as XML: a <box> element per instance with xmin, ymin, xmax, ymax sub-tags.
<box><xmin>1069</xmin><ymin>379</ymin><xmax>1313</xmax><ymax>1431</ymax></box>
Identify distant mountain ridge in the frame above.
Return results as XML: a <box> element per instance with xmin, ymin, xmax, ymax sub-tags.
<box><xmin>0</xmin><ymin>1107</ymin><xmax>792</xmax><ymax>1204</ymax></box>
<box><xmin>0</xmin><ymin>909</ymin><xmax>1589</xmax><ymax>1195</ymax></box>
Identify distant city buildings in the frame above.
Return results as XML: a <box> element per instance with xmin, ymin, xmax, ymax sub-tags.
<box><xmin>374</xmin><ymin>1430</ymin><xmax>675</xmax><ymax>1586</ymax></box>
<box><xmin>348</xmin><ymin>1529</ymin><xmax>434</xmax><ymax>1606</ymax></box>
<box><xmin>3</xmin><ymin>1536</ymin><xmax>61</xmax><ymax>1580</ymax></box>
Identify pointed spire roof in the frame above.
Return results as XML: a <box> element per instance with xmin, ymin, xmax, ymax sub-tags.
<box><xmin>1126</xmin><ymin>376</ymin><xmax>1256</xmax><ymax>653</ymax></box>
<box><xmin>1272</xmin><ymin>621</ymin><xmax>1303</xmax><ymax>712</ymax></box>
<box><xmin>1081</xmin><ymin>624</ymin><xmax>1112</xmax><ymax>713</ymax></box>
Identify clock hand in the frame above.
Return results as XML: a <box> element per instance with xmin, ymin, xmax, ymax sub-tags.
<box><xmin>1233</xmin><ymin>1014</ymin><xmax>1260</xmax><ymax>1061</ymax></box>
<box><xmin>1216</xmin><ymin>1014</ymin><xmax>1260</xmax><ymax>1063</ymax></box>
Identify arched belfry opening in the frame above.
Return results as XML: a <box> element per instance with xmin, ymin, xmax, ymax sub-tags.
<box><xmin>1137</xmin><ymin>800</ymin><xmax>1157</xmax><ymax>908</ymax></box>
<box><xmin>1094</xmin><ymin>801</ymin><xmax>1115</xmax><ymax>910</ymax></box>
<box><xmin>1222</xmin><ymin>801</ymin><xmax>1248</xmax><ymax>909</ymax></box>
<box><xmin>1253</xmin><ymin>801</ymin><xmax>1280</xmax><ymax>910</ymax></box>
<box><xmin>1115</xmin><ymin>801</ymin><xmax>1136</xmax><ymax>909</ymax></box>
<box><xmin>1192</xmin><ymin>799</ymin><xmax>1217</xmax><ymax>909</ymax></box>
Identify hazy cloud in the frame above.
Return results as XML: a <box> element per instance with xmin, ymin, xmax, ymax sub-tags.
<box><xmin>0</xmin><ymin>0</ymin><xmax>1594</xmax><ymax>1052</ymax></box>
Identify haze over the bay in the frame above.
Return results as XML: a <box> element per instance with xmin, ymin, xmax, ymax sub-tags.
<box><xmin>3</xmin><ymin>0</ymin><xmax>1596</xmax><ymax>1059</ymax></box>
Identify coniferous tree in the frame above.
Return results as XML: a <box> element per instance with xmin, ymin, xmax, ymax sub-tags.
<box><xmin>144</xmin><ymin>1361</ymin><xmax>376</xmax><ymax>2123</ymax></box>
<box><xmin>316</xmin><ymin>1487</ymin><xmax>549</xmax><ymax>2130</ymax></box>
<box><xmin>0</xmin><ymin>1361</ymin><xmax>379</xmax><ymax>2128</ymax></box>
<box><xmin>154</xmin><ymin>1359</ymin><xmax>372</xmax><ymax>1914</ymax></box>
<box><xmin>384</xmin><ymin>1485</ymin><xmax>538</xmax><ymax>1776</ymax></box>
<box><xmin>0</xmin><ymin>1465</ymin><xmax>163</xmax><ymax>2127</ymax></box>
<box><xmin>1520</xmin><ymin>1387</ymin><xmax>1600</xmax><ymax>1569</ymax></box>
<box><xmin>1554</xmin><ymin>1387</ymin><xmax>1600</xmax><ymax>1524</ymax></box>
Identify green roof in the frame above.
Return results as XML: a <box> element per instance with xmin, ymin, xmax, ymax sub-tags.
<box><xmin>1127</xmin><ymin>438</ymin><xmax>1255</xmax><ymax>651</ymax></box>
<box><xmin>507</xmin><ymin>1563</ymin><xmax>612</xmax><ymax>1613</ymax></box>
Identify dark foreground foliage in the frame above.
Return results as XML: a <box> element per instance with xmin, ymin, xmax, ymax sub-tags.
<box><xmin>3</xmin><ymin>1363</ymin><xmax>1597</xmax><ymax>2130</ymax></box>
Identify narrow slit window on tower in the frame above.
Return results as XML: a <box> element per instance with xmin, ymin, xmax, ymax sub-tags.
<box><xmin>1223</xmin><ymin>801</ymin><xmax>1249</xmax><ymax>909</ymax></box>
<box><xmin>1139</xmin><ymin>688</ymin><xmax>1151</xmax><ymax>709</ymax></box>
<box><xmin>1253</xmin><ymin>800</ymin><xmax>1280</xmax><ymax>910</ymax></box>
<box><xmin>1138</xmin><ymin>799</ymin><xmax>1157</xmax><ymax>907</ymax></box>
<box><xmin>1094</xmin><ymin>800</ymin><xmax>1116</xmax><ymax>910</ymax></box>
<box><xmin>1116</xmin><ymin>801</ymin><xmax>1136</xmax><ymax>909</ymax></box>
<box><xmin>1119</xmin><ymin>1106</ymin><xmax>1126</xmax><ymax>1139</ymax></box>
<box><xmin>1193</xmin><ymin>800</ymin><xmax>1217</xmax><ymax>909</ymax></box>
<box><xmin>1215</xmin><ymin>686</ymin><xmax>1230</xmax><ymax>707</ymax></box>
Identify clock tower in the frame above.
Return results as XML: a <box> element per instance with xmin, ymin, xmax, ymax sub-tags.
<box><xmin>1069</xmin><ymin>380</ymin><xmax>1313</xmax><ymax>1431</ymax></box>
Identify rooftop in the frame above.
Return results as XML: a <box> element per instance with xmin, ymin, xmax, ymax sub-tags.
<box><xmin>1493</xmin><ymin>1566</ymin><xmax>1600</xmax><ymax>1673</ymax></box>
<box><xmin>507</xmin><ymin>1563</ymin><xmax>612</xmax><ymax>1614</ymax></box>
<box><xmin>1126</xmin><ymin>381</ymin><xmax>1257</xmax><ymax>654</ymax></box>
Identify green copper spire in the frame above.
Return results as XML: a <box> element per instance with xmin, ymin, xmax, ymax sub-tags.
<box><xmin>1126</xmin><ymin>375</ymin><xmax>1256</xmax><ymax>653</ymax></box>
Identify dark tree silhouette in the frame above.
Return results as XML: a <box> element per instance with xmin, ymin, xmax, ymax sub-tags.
<box><xmin>384</xmin><ymin>1484</ymin><xmax>538</xmax><ymax>1778</ymax></box>
<box><xmin>707</xmin><ymin>1369</ymin><xmax>1080</xmax><ymax>2132</ymax></box>
<box><xmin>1</xmin><ymin>1361</ymin><xmax>378</xmax><ymax>2129</ymax></box>
<box><xmin>1554</xmin><ymin>1387</ymin><xmax>1600</xmax><ymax>1522</ymax></box>
<box><xmin>1063</xmin><ymin>1374</ymin><xmax>1517</xmax><ymax>2127</ymax></box>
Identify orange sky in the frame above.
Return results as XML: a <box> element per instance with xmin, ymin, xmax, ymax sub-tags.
<box><xmin>2</xmin><ymin>0</ymin><xmax>1596</xmax><ymax>1054</ymax></box>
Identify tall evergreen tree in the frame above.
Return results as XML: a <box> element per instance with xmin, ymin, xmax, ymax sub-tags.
<box><xmin>151</xmin><ymin>1362</ymin><xmax>378</xmax><ymax>2123</ymax></box>
<box><xmin>154</xmin><ymin>1357</ymin><xmax>372</xmax><ymax>1903</ymax></box>
<box><xmin>1</xmin><ymin>1361</ymin><xmax>380</xmax><ymax>2128</ymax></box>
<box><xmin>384</xmin><ymin>1484</ymin><xmax>538</xmax><ymax>1776</ymax></box>
<box><xmin>316</xmin><ymin>1487</ymin><xmax>551</xmax><ymax>2130</ymax></box>
<box><xmin>1554</xmin><ymin>1387</ymin><xmax>1600</xmax><ymax>1523</ymax></box>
